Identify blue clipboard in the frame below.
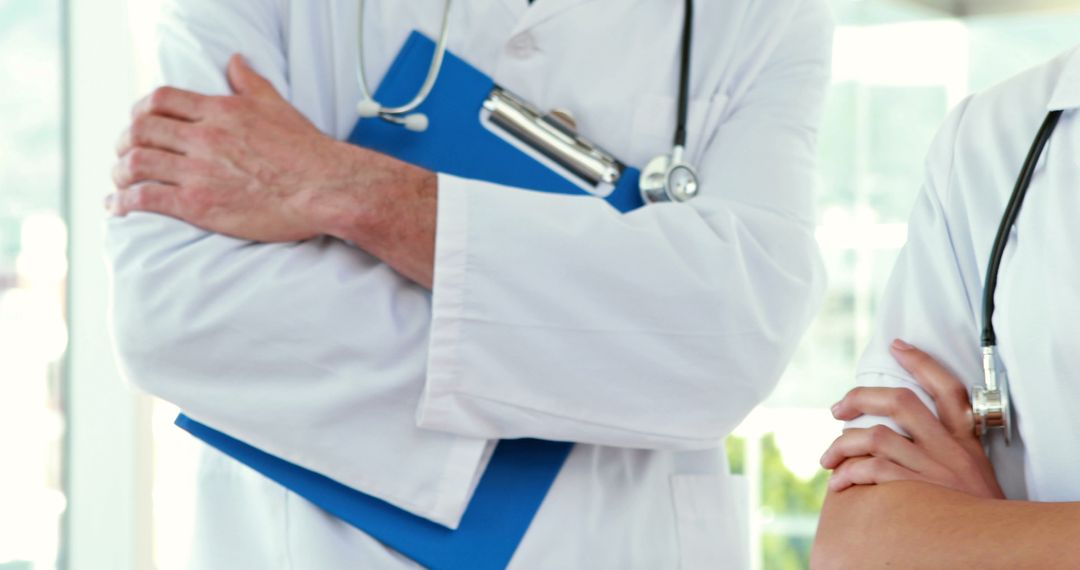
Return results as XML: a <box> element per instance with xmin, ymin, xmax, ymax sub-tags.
<box><xmin>348</xmin><ymin>31</ymin><xmax>643</xmax><ymax>211</ymax></box>
<box><xmin>176</xmin><ymin>31</ymin><xmax>643</xmax><ymax>569</ymax></box>
<box><xmin>176</xmin><ymin>415</ymin><xmax>571</xmax><ymax>570</ymax></box>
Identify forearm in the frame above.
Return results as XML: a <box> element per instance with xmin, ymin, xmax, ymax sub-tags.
<box><xmin>318</xmin><ymin>143</ymin><xmax>438</xmax><ymax>289</ymax></box>
<box><xmin>813</xmin><ymin>481</ymin><xmax>1080</xmax><ymax>569</ymax></box>
<box><xmin>413</xmin><ymin>175</ymin><xmax>824</xmax><ymax>448</ymax></box>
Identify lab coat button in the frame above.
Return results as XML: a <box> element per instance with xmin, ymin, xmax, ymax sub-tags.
<box><xmin>506</xmin><ymin>33</ymin><xmax>538</xmax><ymax>59</ymax></box>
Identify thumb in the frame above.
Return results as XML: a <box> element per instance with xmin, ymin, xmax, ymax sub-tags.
<box><xmin>227</xmin><ymin>54</ymin><xmax>277</xmax><ymax>98</ymax></box>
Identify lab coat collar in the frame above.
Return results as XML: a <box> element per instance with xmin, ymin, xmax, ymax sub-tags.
<box><xmin>499</xmin><ymin>0</ymin><xmax>601</xmax><ymax>34</ymax></box>
<box><xmin>1047</xmin><ymin>47</ymin><xmax>1080</xmax><ymax>111</ymax></box>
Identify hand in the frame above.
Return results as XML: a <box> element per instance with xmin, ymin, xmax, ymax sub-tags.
<box><xmin>109</xmin><ymin>54</ymin><xmax>363</xmax><ymax>242</ymax></box>
<box><xmin>820</xmin><ymin>339</ymin><xmax>1004</xmax><ymax>499</ymax></box>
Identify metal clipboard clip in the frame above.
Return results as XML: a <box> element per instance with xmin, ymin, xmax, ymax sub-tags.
<box><xmin>480</xmin><ymin>86</ymin><xmax>627</xmax><ymax>198</ymax></box>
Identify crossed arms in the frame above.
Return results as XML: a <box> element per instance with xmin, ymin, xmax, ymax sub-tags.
<box><xmin>107</xmin><ymin>0</ymin><xmax>833</xmax><ymax>524</ymax></box>
<box><xmin>812</xmin><ymin>99</ymin><xmax>1080</xmax><ymax>568</ymax></box>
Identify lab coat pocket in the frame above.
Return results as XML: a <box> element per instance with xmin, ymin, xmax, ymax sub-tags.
<box><xmin>670</xmin><ymin>473</ymin><xmax>750</xmax><ymax>570</ymax></box>
<box><xmin>629</xmin><ymin>92</ymin><xmax>731</xmax><ymax>170</ymax></box>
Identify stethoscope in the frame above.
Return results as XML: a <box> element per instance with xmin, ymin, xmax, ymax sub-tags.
<box><xmin>353</xmin><ymin>0</ymin><xmax>701</xmax><ymax>205</ymax></box>
<box><xmin>974</xmin><ymin>109</ymin><xmax>1063</xmax><ymax>446</ymax></box>
<box><xmin>354</xmin><ymin>0</ymin><xmax>454</xmax><ymax>132</ymax></box>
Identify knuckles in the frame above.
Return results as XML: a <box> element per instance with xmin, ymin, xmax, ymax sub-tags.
<box><xmin>860</xmin><ymin>457</ymin><xmax>888</xmax><ymax>477</ymax></box>
<box><xmin>955</xmin><ymin>453</ymin><xmax>983</xmax><ymax>479</ymax></box>
<box><xmin>146</xmin><ymin>87</ymin><xmax>176</xmax><ymax>116</ymax></box>
<box><xmin>208</xmin><ymin>95</ymin><xmax>246</xmax><ymax>116</ymax></box>
<box><xmin>891</xmin><ymin>388</ymin><xmax>920</xmax><ymax>413</ymax></box>
<box><xmin>125</xmin><ymin>149</ymin><xmax>151</xmax><ymax>177</ymax></box>
<box><xmin>195</xmin><ymin>125</ymin><xmax>227</xmax><ymax>148</ymax></box>
<box><xmin>904</xmin><ymin>351</ymin><xmax>933</xmax><ymax>372</ymax></box>
<box><xmin>835</xmin><ymin>456</ymin><xmax>878</xmax><ymax>483</ymax></box>
<box><xmin>821</xmin><ymin>437</ymin><xmax>845</xmax><ymax>467</ymax></box>
<box><xmin>842</xmin><ymin>386</ymin><xmax>925</xmax><ymax>413</ymax></box>
<box><xmin>110</xmin><ymin>161</ymin><xmax>126</xmax><ymax>189</ymax></box>
<box><xmin>180</xmin><ymin>185</ymin><xmax>214</xmax><ymax>218</ymax></box>
<box><xmin>946</xmin><ymin>384</ymin><xmax>970</xmax><ymax>407</ymax></box>
<box><xmin>842</xmin><ymin>387</ymin><xmax>864</xmax><ymax>404</ymax></box>
<box><xmin>867</xmin><ymin>425</ymin><xmax>894</xmax><ymax>452</ymax></box>
<box><xmin>119</xmin><ymin>186</ymin><xmax>145</xmax><ymax>212</ymax></box>
<box><xmin>129</xmin><ymin>115</ymin><xmax>152</xmax><ymax>147</ymax></box>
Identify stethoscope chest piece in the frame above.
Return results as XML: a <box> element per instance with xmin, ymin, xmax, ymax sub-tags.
<box><xmin>640</xmin><ymin>148</ymin><xmax>700</xmax><ymax>204</ymax></box>
<box><xmin>639</xmin><ymin>0</ymin><xmax>699</xmax><ymax>205</ymax></box>
<box><xmin>973</xmin><ymin>347</ymin><xmax>1012</xmax><ymax>445</ymax></box>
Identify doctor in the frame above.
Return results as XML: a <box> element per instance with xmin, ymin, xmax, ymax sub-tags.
<box><xmin>812</xmin><ymin>47</ymin><xmax>1080</xmax><ymax>568</ymax></box>
<box><xmin>107</xmin><ymin>1</ymin><xmax>832</xmax><ymax>568</ymax></box>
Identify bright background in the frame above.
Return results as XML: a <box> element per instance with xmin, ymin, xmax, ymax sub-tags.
<box><xmin>3</xmin><ymin>0</ymin><xmax>1080</xmax><ymax>568</ymax></box>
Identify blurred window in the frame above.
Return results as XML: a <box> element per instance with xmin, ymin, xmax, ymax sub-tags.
<box><xmin>0</xmin><ymin>1</ymin><xmax>67</xmax><ymax>569</ymax></box>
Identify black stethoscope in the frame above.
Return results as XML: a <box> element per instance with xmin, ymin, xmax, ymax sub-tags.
<box><xmin>355</xmin><ymin>0</ymin><xmax>701</xmax><ymax>205</ymax></box>
<box><xmin>974</xmin><ymin>109</ymin><xmax>1063</xmax><ymax>446</ymax></box>
<box><xmin>638</xmin><ymin>0</ymin><xmax>701</xmax><ymax>204</ymax></box>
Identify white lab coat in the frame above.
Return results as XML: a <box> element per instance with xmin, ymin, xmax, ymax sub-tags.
<box><xmin>106</xmin><ymin>1</ymin><xmax>833</xmax><ymax>568</ymax></box>
<box><xmin>848</xmin><ymin>46</ymin><xmax>1080</xmax><ymax>502</ymax></box>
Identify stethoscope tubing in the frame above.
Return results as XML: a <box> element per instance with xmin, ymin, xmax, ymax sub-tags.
<box><xmin>981</xmin><ymin>109</ymin><xmax>1063</xmax><ymax>348</ymax></box>
<box><xmin>673</xmin><ymin>0</ymin><xmax>693</xmax><ymax>148</ymax></box>
<box><xmin>356</xmin><ymin>0</ymin><xmax>454</xmax><ymax>117</ymax></box>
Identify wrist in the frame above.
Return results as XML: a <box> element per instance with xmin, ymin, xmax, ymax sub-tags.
<box><xmin>311</xmin><ymin>142</ymin><xmax>437</xmax><ymax>247</ymax></box>
<box><xmin>299</xmin><ymin>140</ymin><xmax>377</xmax><ymax>240</ymax></box>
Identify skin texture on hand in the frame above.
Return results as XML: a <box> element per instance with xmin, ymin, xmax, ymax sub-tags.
<box><xmin>318</xmin><ymin>149</ymin><xmax>438</xmax><ymax>288</ymax></box>
<box><xmin>821</xmin><ymin>340</ymin><xmax>1003</xmax><ymax>499</ymax></box>
<box><xmin>808</xmin><ymin>340</ymin><xmax>1080</xmax><ymax>569</ymax></box>
<box><xmin>110</xmin><ymin>54</ymin><xmax>438</xmax><ymax>287</ymax></box>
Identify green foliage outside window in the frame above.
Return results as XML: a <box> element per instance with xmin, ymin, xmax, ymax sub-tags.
<box><xmin>761</xmin><ymin>434</ymin><xmax>829</xmax><ymax>517</ymax></box>
<box><xmin>727</xmin><ymin>434</ymin><xmax>829</xmax><ymax>569</ymax></box>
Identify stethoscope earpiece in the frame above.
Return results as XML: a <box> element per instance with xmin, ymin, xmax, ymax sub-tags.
<box><xmin>354</xmin><ymin>0</ymin><xmax>452</xmax><ymax>132</ymax></box>
<box><xmin>357</xmin><ymin>98</ymin><xmax>429</xmax><ymax>132</ymax></box>
<box><xmin>357</xmin><ymin>99</ymin><xmax>382</xmax><ymax>118</ymax></box>
<box><xmin>403</xmin><ymin>113</ymin><xmax>428</xmax><ymax>132</ymax></box>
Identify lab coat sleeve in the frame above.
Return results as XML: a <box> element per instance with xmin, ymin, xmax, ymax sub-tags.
<box><xmin>107</xmin><ymin>0</ymin><xmax>493</xmax><ymax>528</ymax></box>
<box><xmin>417</xmin><ymin>0</ymin><xmax>834</xmax><ymax>450</ymax></box>
<box><xmin>845</xmin><ymin>97</ymin><xmax>985</xmax><ymax>436</ymax></box>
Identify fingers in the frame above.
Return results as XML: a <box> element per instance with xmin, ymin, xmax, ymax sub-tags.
<box><xmin>112</xmin><ymin>148</ymin><xmax>191</xmax><ymax>189</ymax></box>
<box><xmin>831</xmin><ymin>386</ymin><xmax>952</xmax><ymax>446</ymax></box>
<box><xmin>116</xmin><ymin>115</ymin><xmax>195</xmax><ymax>157</ymax></box>
<box><xmin>108</xmin><ymin>183</ymin><xmax>182</xmax><ymax>218</ymax></box>
<box><xmin>227</xmin><ymin>54</ymin><xmax>278</xmax><ymax>98</ymax></box>
<box><xmin>829</xmin><ymin>456</ymin><xmax>931</xmax><ymax>493</ymax></box>
<box><xmin>890</xmin><ymin>339</ymin><xmax>975</xmax><ymax>440</ymax></box>
<box><xmin>820</xmin><ymin>426</ymin><xmax>937</xmax><ymax>474</ymax></box>
<box><xmin>132</xmin><ymin>86</ymin><xmax>206</xmax><ymax>122</ymax></box>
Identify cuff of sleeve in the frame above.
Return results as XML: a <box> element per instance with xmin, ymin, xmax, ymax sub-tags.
<box><xmin>429</xmin><ymin>432</ymin><xmax>497</xmax><ymax>529</ymax></box>
<box><xmin>420</xmin><ymin>175</ymin><xmax>500</xmax><ymax>528</ymax></box>
<box><xmin>418</xmin><ymin>173</ymin><xmax>474</xmax><ymax>435</ymax></box>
